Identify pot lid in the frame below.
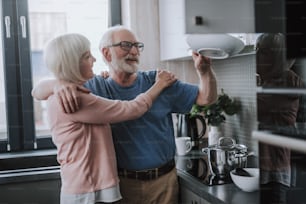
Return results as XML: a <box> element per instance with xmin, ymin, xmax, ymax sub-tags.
<box><xmin>202</xmin><ymin>137</ymin><xmax>248</xmax><ymax>153</ymax></box>
<box><xmin>208</xmin><ymin>137</ymin><xmax>236</xmax><ymax>150</ymax></box>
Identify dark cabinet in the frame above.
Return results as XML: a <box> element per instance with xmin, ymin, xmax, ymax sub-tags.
<box><xmin>180</xmin><ymin>185</ymin><xmax>211</xmax><ymax>204</ymax></box>
<box><xmin>255</xmin><ymin>0</ymin><xmax>306</xmax><ymax>58</ymax></box>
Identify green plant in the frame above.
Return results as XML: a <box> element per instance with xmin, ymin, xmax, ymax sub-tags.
<box><xmin>190</xmin><ymin>89</ymin><xmax>240</xmax><ymax>126</ymax></box>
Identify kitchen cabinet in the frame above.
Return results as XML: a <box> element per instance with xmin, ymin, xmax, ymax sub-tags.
<box><xmin>254</xmin><ymin>0</ymin><xmax>306</xmax><ymax>58</ymax></box>
<box><xmin>180</xmin><ymin>185</ymin><xmax>211</xmax><ymax>204</ymax></box>
<box><xmin>158</xmin><ymin>0</ymin><xmax>255</xmax><ymax>60</ymax></box>
<box><xmin>177</xmin><ymin>165</ymin><xmax>260</xmax><ymax>204</ymax></box>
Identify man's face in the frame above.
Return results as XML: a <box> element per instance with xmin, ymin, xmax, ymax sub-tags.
<box><xmin>109</xmin><ymin>30</ymin><xmax>142</xmax><ymax>74</ymax></box>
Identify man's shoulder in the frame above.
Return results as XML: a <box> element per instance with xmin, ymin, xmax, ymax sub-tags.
<box><xmin>138</xmin><ymin>70</ymin><xmax>156</xmax><ymax>77</ymax></box>
<box><xmin>137</xmin><ymin>70</ymin><xmax>157</xmax><ymax>84</ymax></box>
<box><xmin>86</xmin><ymin>75</ymin><xmax>109</xmax><ymax>86</ymax></box>
<box><xmin>88</xmin><ymin>75</ymin><xmax>107</xmax><ymax>82</ymax></box>
<box><xmin>84</xmin><ymin>75</ymin><xmax>110</xmax><ymax>94</ymax></box>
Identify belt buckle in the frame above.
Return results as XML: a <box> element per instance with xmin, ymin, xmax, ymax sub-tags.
<box><xmin>151</xmin><ymin>168</ymin><xmax>159</xmax><ymax>179</ymax></box>
<box><xmin>155</xmin><ymin>168</ymin><xmax>159</xmax><ymax>178</ymax></box>
<box><xmin>135</xmin><ymin>168</ymin><xmax>158</xmax><ymax>180</ymax></box>
<box><xmin>135</xmin><ymin>169</ymin><xmax>145</xmax><ymax>180</ymax></box>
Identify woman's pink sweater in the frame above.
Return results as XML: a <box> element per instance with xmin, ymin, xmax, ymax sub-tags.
<box><xmin>46</xmin><ymin>92</ymin><xmax>152</xmax><ymax>194</ymax></box>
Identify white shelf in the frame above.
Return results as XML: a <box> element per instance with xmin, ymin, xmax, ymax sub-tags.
<box><xmin>252</xmin><ymin>130</ymin><xmax>306</xmax><ymax>153</ymax></box>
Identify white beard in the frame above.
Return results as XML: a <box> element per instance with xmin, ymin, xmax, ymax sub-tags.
<box><xmin>110</xmin><ymin>49</ymin><xmax>139</xmax><ymax>74</ymax></box>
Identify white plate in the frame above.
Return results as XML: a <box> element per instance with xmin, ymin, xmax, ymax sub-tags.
<box><xmin>186</xmin><ymin>34</ymin><xmax>244</xmax><ymax>59</ymax></box>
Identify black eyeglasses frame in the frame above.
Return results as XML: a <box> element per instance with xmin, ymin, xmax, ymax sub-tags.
<box><xmin>107</xmin><ymin>41</ymin><xmax>144</xmax><ymax>52</ymax></box>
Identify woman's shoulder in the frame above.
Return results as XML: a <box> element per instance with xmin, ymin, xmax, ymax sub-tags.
<box><xmin>85</xmin><ymin>75</ymin><xmax>107</xmax><ymax>85</ymax></box>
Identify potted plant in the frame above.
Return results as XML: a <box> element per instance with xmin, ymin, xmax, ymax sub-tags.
<box><xmin>190</xmin><ymin>89</ymin><xmax>240</xmax><ymax>145</ymax></box>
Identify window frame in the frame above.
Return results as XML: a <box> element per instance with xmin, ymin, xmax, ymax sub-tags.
<box><xmin>0</xmin><ymin>0</ymin><xmax>121</xmax><ymax>158</ymax></box>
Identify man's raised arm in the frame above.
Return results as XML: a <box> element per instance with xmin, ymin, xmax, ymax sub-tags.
<box><xmin>192</xmin><ymin>52</ymin><xmax>218</xmax><ymax>106</ymax></box>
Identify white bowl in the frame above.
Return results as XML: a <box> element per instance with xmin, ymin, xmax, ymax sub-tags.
<box><xmin>230</xmin><ymin>168</ymin><xmax>259</xmax><ymax>192</ymax></box>
<box><xmin>185</xmin><ymin>34</ymin><xmax>244</xmax><ymax>59</ymax></box>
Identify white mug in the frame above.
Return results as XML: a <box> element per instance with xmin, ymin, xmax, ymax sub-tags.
<box><xmin>175</xmin><ymin>137</ymin><xmax>192</xmax><ymax>156</ymax></box>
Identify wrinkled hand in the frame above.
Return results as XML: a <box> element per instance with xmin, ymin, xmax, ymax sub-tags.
<box><xmin>155</xmin><ymin>69</ymin><xmax>177</xmax><ymax>88</ymax></box>
<box><xmin>100</xmin><ymin>70</ymin><xmax>110</xmax><ymax>78</ymax></box>
<box><xmin>192</xmin><ymin>51</ymin><xmax>212</xmax><ymax>75</ymax></box>
<box><xmin>54</xmin><ymin>81</ymin><xmax>90</xmax><ymax>113</ymax></box>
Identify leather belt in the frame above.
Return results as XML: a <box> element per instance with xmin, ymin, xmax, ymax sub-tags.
<box><xmin>118</xmin><ymin>159</ymin><xmax>175</xmax><ymax>181</ymax></box>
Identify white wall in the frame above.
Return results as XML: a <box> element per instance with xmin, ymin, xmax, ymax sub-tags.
<box><xmin>121</xmin><ymin>0</ymin><xmax>161</xmax><ymax>70</ymax></box>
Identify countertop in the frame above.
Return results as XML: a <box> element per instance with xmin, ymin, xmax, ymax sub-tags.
<box><xmin>176</xmin><ymin>151</ymin><xmax>259</xmax><ymax>204</ymax></box>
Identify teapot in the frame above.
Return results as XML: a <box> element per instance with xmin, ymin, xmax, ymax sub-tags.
<box><xmin>176</xmin><ymin>113</ymin><xmax>206</xmax><ymax>150</ymax></box>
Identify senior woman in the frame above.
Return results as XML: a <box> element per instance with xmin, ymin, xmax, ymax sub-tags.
<box><xmin>37</xmin><ymin>33</ymin><xmax>176</xmax><ymax>204</ymax></box>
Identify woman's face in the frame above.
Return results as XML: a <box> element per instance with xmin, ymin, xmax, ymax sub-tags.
<box><xmin>80</xmin><ymin>51</ymin><xmax>96</xmax><ymax>80</ymax></box>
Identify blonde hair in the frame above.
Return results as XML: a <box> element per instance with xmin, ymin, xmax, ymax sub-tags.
<box><xmin>44</xmin><ymin>33</ymin><xmax>91</xmax><ymax>83</ymax></box>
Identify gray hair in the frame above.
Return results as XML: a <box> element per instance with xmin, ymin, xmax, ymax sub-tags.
<box><xmin>98</xmin><ymin>25</ymin><xmax>138</xmax><ymax>64</ymax></box>
<box><xmin>44</xmin><ymin>33</ymin><xmax>91</xmax><ymax>83</ymax></box>
<box><xmin>98</xmin><ymin>25</ymin><xmax>134</xmax><ymax>51</ymax></box>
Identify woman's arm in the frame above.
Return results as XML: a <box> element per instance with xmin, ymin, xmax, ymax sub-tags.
<box><xmin>69</xmin><ymin>70</ymin><xmax>176</xmax><ymax>124</ymax></box>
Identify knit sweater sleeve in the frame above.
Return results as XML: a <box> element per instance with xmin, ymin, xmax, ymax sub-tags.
<box><xmin>68</xmin><ymin>92</ymin><xmax>152</xmax><ymax>124</ymax></box>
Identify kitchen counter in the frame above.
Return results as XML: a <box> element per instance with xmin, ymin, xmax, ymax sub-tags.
<box><xmin>176</xmin><ymin>151</ymin><xmax>259</xmax><ymax>204</ymax></box>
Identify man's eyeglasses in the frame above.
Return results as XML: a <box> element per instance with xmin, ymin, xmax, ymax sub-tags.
<box><xmin>107</xmin><ymin>41</ymin><xmax>144</xmax><ymax>52</ymax></box>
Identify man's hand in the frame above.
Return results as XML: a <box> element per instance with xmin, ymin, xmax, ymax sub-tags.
<box><xmin>54</xmin><ymin>81</ymin><xmax>90</xmax><ymax>113</ymax></box>
<box><xmin>192</xmin><ymin>51</ymin><xmax>212</xmax><ymax>75</ymax></box>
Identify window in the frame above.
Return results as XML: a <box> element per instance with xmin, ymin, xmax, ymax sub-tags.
<box><xmin>0</xmin><ymin>0</ymin><xmax>121</xmax><ymax>154</ymax></box>
<box><xmin>0</xmin><ymin>6</ymin><xmax>6</xmax><ymax>145</ymax></box>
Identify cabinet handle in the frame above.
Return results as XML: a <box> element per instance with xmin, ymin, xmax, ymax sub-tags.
<box><xmin>20</xmin><ymin>16</ymin><xmax>27</xmax><ymax>38</ymax></box>
<box><xmin>4</xmin><ymin>16</ymin><xmax>11</xmax><ymax>38</ymax></box>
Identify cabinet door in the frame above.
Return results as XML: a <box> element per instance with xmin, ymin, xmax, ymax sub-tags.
<box><xmin>180</xmin><ymin>185</ymin><xmax>202</xmax><ymax>204</ymax></box>
<box><xmin>159</xmin><ymin>0</ymin><xmax>189</xmax><ymax>60</ymax></box>
<box><xmin>159</xmin><ymin>0</ymin><xmax>255</xmax><ymax>60</ymax></box>
<box><xmin>200</xmin><ymin>197</ymin><xmax>211</xmax><ymax>204</ymax></box>
<box><xmin>185</xmin><ymin>0</ymin><xmax>255</xmax><ymax>33</ymax></box>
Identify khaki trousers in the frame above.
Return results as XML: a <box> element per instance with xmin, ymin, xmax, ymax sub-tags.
<box><xmin>116</xmin><ymin>168</ymin><xmax>179</xmax><ymax>204</ymax></box>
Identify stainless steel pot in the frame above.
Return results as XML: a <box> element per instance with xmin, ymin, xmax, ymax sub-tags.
<box><xmin>202</xmin><ymin>137</ymin><xmax>250</xmax><ymax>178</ymax></box>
